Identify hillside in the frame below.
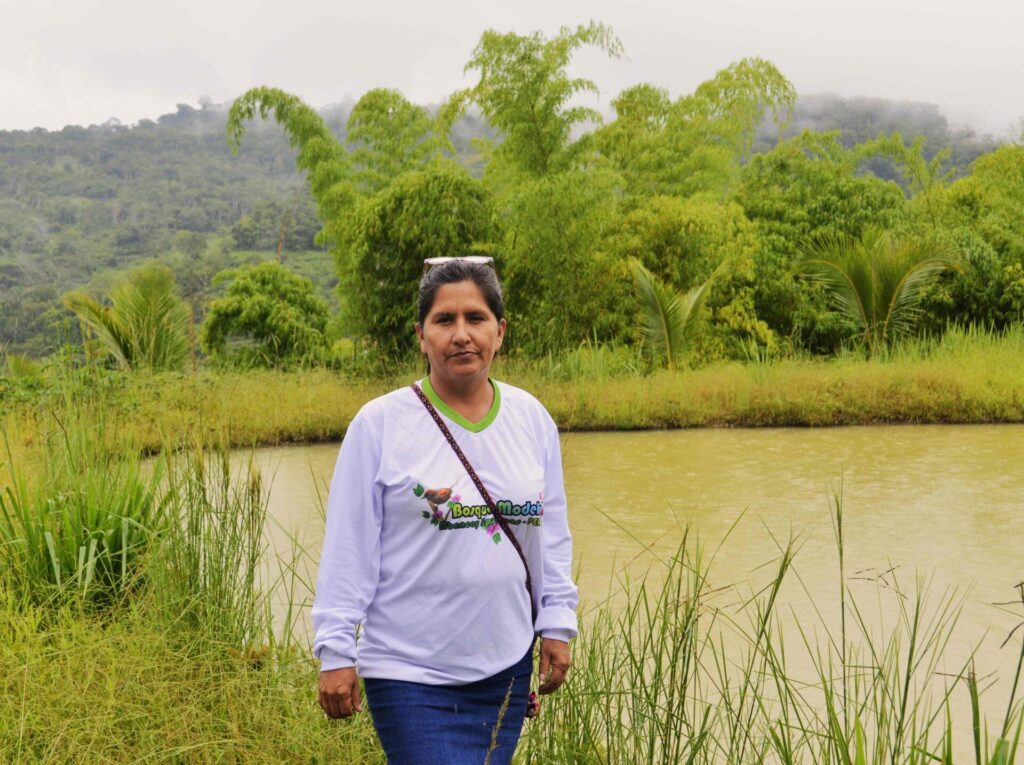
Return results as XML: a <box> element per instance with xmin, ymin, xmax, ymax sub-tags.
<box><xmin>0</xmin><ymin>94</ymin><xmax>1003</xmax><ymax>355</ymax></box>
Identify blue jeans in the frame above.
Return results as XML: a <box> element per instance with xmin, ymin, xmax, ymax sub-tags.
<box><xmin>363</xmin><ymin>645</ymin><xmax>534</xmax><ymax>765</ymax></box>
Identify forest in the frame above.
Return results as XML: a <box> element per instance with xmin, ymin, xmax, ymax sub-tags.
<box><xmin>1</xmin><ymin>20</ymin><xmax>1017</xmax><ymax>370</ymax></box>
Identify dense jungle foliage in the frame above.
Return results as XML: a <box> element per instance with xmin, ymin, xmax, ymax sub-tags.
<box><xmin>1</xmin><ymin>22</ymin><xmax>1019</xmax><ymax>369</ymax></box>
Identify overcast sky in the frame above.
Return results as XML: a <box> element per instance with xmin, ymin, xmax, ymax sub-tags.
<box><xmin>2</xmin><ymin>0</ymin><xmax>1022</xmax><ymax>137</ymax></box>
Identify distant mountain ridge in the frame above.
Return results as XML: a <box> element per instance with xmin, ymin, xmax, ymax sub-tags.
<box><xmin>756</xmin><ymin>92</ymin><xmax>999</xmax><ymax>166</ymax></box>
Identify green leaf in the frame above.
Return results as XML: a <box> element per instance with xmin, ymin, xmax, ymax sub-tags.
<box><xmin>990</xmin><ymin>738</ymin><xmax>1010</xmax><ymax>765</ymax></box>
<box><xmin>797</xmin><ymin>228</ymin><xmax>959</xmax><ymax>357</ymax></box>
<box><xmin>853</xmin><ymin>720</ymin><xmax>866</xmax><ymax>765</ymax></box>
<box><xmin>630</xmin><ymin>258</ymin><xmax>724</xmax><ymax>370</ymax></box>
<box><xmin>62</xmin><ymin>263</ymin><xmax>191</xmax><ymax>371</ymax></box>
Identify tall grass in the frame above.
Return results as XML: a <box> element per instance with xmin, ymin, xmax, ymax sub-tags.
<box><xmin>0</xmin><ymin>396</ymin><xmax>165</xmax><ymax>608</ymax></box>
<box><xmin>519</xmin><ymin>491</ymin><xmax>1024</xmax><ymax>764</ymax></box>
<box><xmin>148</xmin><ymin>444</ymin><xmax>273</xmax><ymax>647</ymax></box>
<box><xmin>0</xmin><ymin>386</ymin><xmax>383</xmax><ymax>763</ymax></box>
<box><xmin>4</xmin><ymin>327</ymin><xmax>1024</xmax><ymax>462</ymax></box>
<box><xmin>884</xmin><ymin>323</ymin><xmax>1024</xmax><ymax>363</ymax></box>
<box><xmin>0</xmin><ymin>586</ymin><xmax>384</xmax><ymax>764</ymax></box>
<box><xmin>4</xmin><ymin>436</ymin><xmax>1024</xmax><ymax>762</ymax></box>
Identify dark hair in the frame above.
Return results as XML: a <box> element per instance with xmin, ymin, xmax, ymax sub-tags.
<box><xmin>417</xmin><ymin>260</ymin><xmax>505</xmax><ymax>326</ymax></box>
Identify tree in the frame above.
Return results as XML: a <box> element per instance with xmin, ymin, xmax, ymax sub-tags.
<box><xmin>62</xmin><ymin>263</ymin><xmax>192</xmax><ymax>371</ymax></box>
<box><xmin>446</xmin><ymin>22</ymin><xmax>623</xmax><ymax>179</ymax></box>
<box><xmin>945</xmin><ymin>144</ymin><xmax>1024</xmax><ymax>263</ymax></box>
<box><xmin>855</xmin><ymin>133</ymin><xmax>954</xmax><ymax>229</ymax></box>
<box><xmin>227</xmin><ymin>87</ymin><xmax>354</xmax><ymax>246</ymax></box>
<box><xmin>173</xmin><ymin>230</ymin><xmax>207</xmax><ymax>259</ymax></box>
<box><xmin>597</xmin><ymin>58</ymin><xmax>796</xmax><ymax>200</ymax></box>
<box><xmin>594</xmin><ymin>84</ymin><xmax>671</xmax><ymax>199</ymax></box>
<box><xmin>737</xmin><ymin>131</ymin><xmax>908</xmax><ymax>353</ymax></box>
<box><xmin>347</xmin><ymin>88</ymin><xmax>434</xmax><ymax>193</ymax></box>
<box><xmin>917</xmin><ymin>228</ymin><xmax>1021</xmax><ymax>332</ymax></box>
<box><xmin>797</xmin><ymin>229</ymin><xmax>960</xmax><ymax>356</ymax></box>
<box><xmin>498</xmin><ymin>168</ymin><xmax>633</xmax><ymax>354</ymax></box>
<box><xmin>611</xmin><ymin>195</ymin><xmax>776</xmax><ymax>358</ymax></box>
<box><xmin>934</xmin><ymin>145</ymin><xmax>1024</xmax><ymax>328</ymax></box>
<box><xmin>199</xmin><ymin>261</ymin><xmax>329</xmax><ymax>367</ymax></box>
<box><xmin>660</xmin><ymin>57</ymin><xmax>796</xmax><ymax>197</ymax></box>
<box><xmin>337</xmin><ymin>163</ymin><xmax>493</xmax><ymax>355</ymax></box>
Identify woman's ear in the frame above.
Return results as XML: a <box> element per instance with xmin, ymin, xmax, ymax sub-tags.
<box><xmin>495</xmin><ymin>318</ymin><xmax>507</xmax><ymax>353</ymax></box>
<box><xmin>415</xmin><ymin>322</ymin><xmax>426</xmax><ymax>353</ymax></box>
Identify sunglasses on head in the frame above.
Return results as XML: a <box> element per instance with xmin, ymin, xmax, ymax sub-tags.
<box><xmin>422</xmin><ymin>256</ymin><xmax>495</xmax><ymax>276</ymax></box>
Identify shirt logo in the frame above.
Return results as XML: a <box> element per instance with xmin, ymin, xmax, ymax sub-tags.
<box><xmin>411</xmin><ymin>482</ymin><xmax>543</xmax><ymax>544</ymax></box>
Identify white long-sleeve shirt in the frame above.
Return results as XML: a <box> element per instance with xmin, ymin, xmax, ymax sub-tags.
<box><xmin>312</xmin><ymin>377</ymin><xmax>579</xmax><ymax>684</ymax></box>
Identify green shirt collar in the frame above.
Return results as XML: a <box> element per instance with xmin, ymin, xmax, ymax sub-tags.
<box><xmin>421</xmin><ymin>376</ymin><xmax>501</xmax><ymax>433</ymax></box>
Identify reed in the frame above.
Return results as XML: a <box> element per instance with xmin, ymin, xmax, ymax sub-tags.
<box><xmin>518</xmin><ymin>491</ymin><xmax>1024</xmax><ymax>764</ymax></box>
<box><xmin>146</xmin><ymin>444</ymin><xmax>271</xmax><ymax>647</ymax></box>
<box><xmin>0</xmin><ymin>378</ymin><xmax>165</xmax><ymax>608</ymax></box>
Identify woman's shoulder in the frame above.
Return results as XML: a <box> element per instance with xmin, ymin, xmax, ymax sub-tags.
<box><xmin>350</xmin><ymin>384</ymin><xmax>422</xmax><ymax>430</ymax></box>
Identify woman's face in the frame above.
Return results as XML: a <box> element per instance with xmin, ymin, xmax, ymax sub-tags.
<box><xmin>416</xmin><ymin>280</ymin><xmax>506</xmax><ymax>389</ymax></box>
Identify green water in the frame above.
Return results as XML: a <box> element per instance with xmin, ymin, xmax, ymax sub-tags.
<box><xmin>256</xmin><ymin>424</ymin><xmax>1024</xmax><ymax>747</ymax></box>
<box><xmin>262</xmin><ymin>423</ymin><xmax>1024</xmax><ymax>601</ymax></box>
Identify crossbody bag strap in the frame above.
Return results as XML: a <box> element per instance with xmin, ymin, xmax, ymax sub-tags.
<box><xmin>411</xmin><ymin>382</ymin><xmax>537</xmax><ymax>624</ymax></box>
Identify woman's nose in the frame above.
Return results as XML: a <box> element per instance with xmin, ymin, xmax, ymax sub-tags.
<box><xmin>452</xmin><ymin>318</ymin><xmax>471</xmax><ymax>342</ymax></box>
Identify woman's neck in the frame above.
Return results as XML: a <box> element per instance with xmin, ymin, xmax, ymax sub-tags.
<box><xmin>428</xmin><ymin>371</ymin><xmax>494</xmax><ymax>423</ymax></box>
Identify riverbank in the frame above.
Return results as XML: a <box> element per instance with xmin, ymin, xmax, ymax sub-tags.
<box><xmin>5</xmin><ymin>328</ymin><xmax>1023</xmax><ymax>463</ymax></box>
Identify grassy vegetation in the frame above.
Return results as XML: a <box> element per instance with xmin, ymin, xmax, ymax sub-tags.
<box><xmin>519</xmin><ymin>498</ymin><xmax>1024</xmax><ymax>764</ymax></box>
<box><xmin>3</xmin><ymin>445</ymin><xmax>1023</xmax><ymax>762</ymax></box>
<box><xmin>2</xmin><ymin>329</ymin><xmax>1024</xmax><ymax>761</ymax></box>
<box><xmin>0</xmin><ymin>400</ymin><xmax>383</xmax><ymax>763</ymax></box>
<box><xmin>0</xmin><ymin>598</ymin><xmax>385</xmax><ymax>764</ymax></box>
<box><xmin>4</xmin><ymin>326</ymin><xmax>1023</xmax><ymax>469</ymax></box>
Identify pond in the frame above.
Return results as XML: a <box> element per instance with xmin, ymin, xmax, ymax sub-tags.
<box><xmin>253</xmin><ymin>423</ymin><xmax>1024</xmax><ymax>744</ymax></box>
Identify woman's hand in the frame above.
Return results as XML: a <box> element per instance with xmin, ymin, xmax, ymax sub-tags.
<box><xmin>537</xmin><ymin>638</ymin><xmax>571</xmax><ymax>695</ymax></box>
<box><xmin>319</xmin><ymin>667</ymin><xmax>363</xmax><ymax>719</ymax></box>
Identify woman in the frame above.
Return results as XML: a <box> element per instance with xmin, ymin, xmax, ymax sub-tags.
<box><xmin>313</xmin><ymin>257</ymin><xmax>578</xmax><ymax>764</ymax></box>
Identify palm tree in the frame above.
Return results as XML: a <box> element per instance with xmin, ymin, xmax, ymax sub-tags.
<box><xmin>630</xmin><ymin>259</ymin><xmax>724</xmax><ymax>371</ymax></box>
<box><xmin>63</xmin><ymin>264</ymin><xmax>192</xmax><ymax>371</ymax></box>
<box><xmin>797</xmin><ymin>229</ymin><xmax>959</xmax><ymax>357</ymax></box>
